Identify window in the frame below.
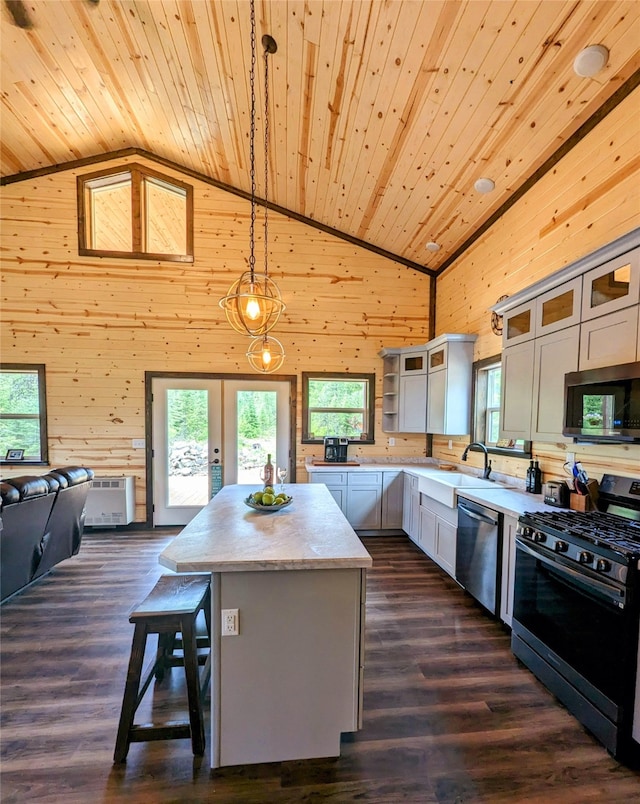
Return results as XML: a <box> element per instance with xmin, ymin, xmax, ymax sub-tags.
<box><xmin>302</xmin><ymin>372</ymin><xmax>375</xmax><ymax>444</ymax></box>
<box><xmin>471</xmin><ymin>355</ymin><xmax>530</xmax><ymax>457</ymax></box>
<box><xmin>78</xmin><ymin>163</ymin><xmax>194</xmax><ymax>262</ymax></box>
<box><xmin>0</xmin><ymin>364</ymin><xmax>48</xmax><ymax>464</ymax></box>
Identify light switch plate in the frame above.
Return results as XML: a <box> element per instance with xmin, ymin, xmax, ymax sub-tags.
<box><xmin>132</xmin><ymin>439</ymin><xmax>145</xmax><ymax>449</ymax></box>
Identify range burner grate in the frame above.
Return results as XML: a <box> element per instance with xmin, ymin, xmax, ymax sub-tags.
<box><xmin>522</xmin><ymin>509</ymin><xmax>640</xmax><ymax>557</ymax></box>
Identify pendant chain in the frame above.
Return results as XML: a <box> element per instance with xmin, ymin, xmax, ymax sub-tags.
<box><xmin>263</xmin><ymin>45</ymin><xmax>270</xmax><ymax>280</ymax></box>
<box><xmin>248</xmin><ymin>0</ymin><xmax>257</xmax><ymax>280</ymax></box>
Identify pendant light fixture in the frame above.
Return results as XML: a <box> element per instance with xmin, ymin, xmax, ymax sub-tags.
<box><xmin>246</xmin><ymin>333</ymin><xmax>286</xmax><ymax>373</ymax></box>
<box><xmin>219</xmin><ymin>1</ymin><xmax>285</xmax><ymax>339</ymax></box>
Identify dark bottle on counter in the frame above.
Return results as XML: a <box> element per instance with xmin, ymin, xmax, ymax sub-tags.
<box><xmin>526</xmin><ymin>460</ymin><xmax>535</xmax><ymax>493</ymax></box>
<box><xmin>532</xmin><ymin>460</ymin><xmax>542</xmax><ymax>494</ymax></box>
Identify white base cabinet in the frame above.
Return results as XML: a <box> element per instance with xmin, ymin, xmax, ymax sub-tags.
<box><xmin>500</xmin><ymin>514</ymin><xmax>519</xmax><ymax>626</ymax></box>
<box><xmin>418</xmin><ymin>493</ymin><xmax>457</xmax><ymax>577</ymax></box>
<box><xmin>346</xmin><ymin>474</ymin><xmax>382</xmax><ymax>530</ymax></box>
<box><xmin>382</xmin><ymin>471</ymin><xmax>404</xmax><ymax>529</ymax></box>
<box><xmin>402</xmin><ymin>473</ymin><xmax>420</xmax><ymax>543</ymax></box>
<box><xmin>308</xmin><ymin>470</ymin><xmax>403</xmax><ymax>532</ymax></box>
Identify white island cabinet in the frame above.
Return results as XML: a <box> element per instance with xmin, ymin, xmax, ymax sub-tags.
<box><xmin>159</xmin><ymin>484</ymin><xmax>372</xmax><ymax>768</ymax></box>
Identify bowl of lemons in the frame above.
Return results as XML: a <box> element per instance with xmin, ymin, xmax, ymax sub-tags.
<box><xmin>244</xmin><ymin>486</ymin><xmax>293</xmax><ymax>512</ymax></box>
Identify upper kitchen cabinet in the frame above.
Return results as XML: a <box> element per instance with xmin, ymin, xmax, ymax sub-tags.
<box><xmin>579</xmin><ymin>247</ymin><xmax>640</xmax><ymax>370</ymax></box>
<box><xmin>579</xmin><ymin>306</ymin><xmax>639</xmax><ymax>370</ymax></box>
<box><xmin>379</xmin><ymin>345</ymin><xmax>428</xmax><ymax>433</ymax></box>
<box><xmin>381</xmin><ymin>353</ymin><xmax>400</xmax><ymax>433</ymax></box>
<box><xmin>494</xmin><ymin>228</ymin><xmax>640</xmax><ymax>443</ymax></box>
<box><xmin>399</xmin><ymin>349</ymin><xmax>428</xmax><ymax>433</ymax></box>
<box><xmin>380</xmin><ymin>334</ymin><xmax>476</xmax><ymax>435</ymax></box>
<box><xmin>581</xmin><ymin>249</ymin><xmax>640</xmax><ymax>321</ymax></box>
<box><xmin>501</xmin><ymin>277</ymin><xmax>582</xmax><ymax>349</ymax></box>
<box><xmin>426</xmin><ymin>334</ymin><xmax>477</xmax><ymax>435</ymax></box>
<box><xmin>502</xmin><ymin>301</ymin><xmax>535</xmax><ymax>348</ymax></box>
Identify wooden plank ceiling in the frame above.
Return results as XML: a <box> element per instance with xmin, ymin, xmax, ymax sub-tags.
<box><xmin>1</xmin><ymin>0</ymin><xmax>639</xmax><ymax>274</ymax></box>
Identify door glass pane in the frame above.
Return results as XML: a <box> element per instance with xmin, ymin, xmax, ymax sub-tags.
<box><xmin>590</xmin><ymin>264</ymin><xmax>631</xmax><ymax>308</ymax></box>
<box><xmin>507</xmin><ymin>309</ymin><xmax>531</xmax><ymax>339</ymax></box>
<box><xmin>541</xmin><ymin>289</ymin><xmax>573</xmax><ymax>326</ymax></box>
<box><xmin>236</xmin><ymin>390</ymin><xmax>277</xmax><ymax>484</ymax></box>
<box><xmin>166</xmin><ymin>389</ymin><xmax>208</xmax><ymax>507</ymax></box>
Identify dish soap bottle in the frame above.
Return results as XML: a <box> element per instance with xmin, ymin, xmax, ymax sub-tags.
<box><xmin>262</xmin><ymin>454</ymin><xmax>274</xmax><ymax>487</ymax></box>
<box><xmin>532</xmin><ymin>460</ymin><xmax>542</xmax><ymax>494</ymax></box>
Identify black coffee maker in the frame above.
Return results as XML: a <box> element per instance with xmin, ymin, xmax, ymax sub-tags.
<box><xmin>324</xmin><ymin>436</ymin><xmax>349</xmax><ymax>463</ymax></box>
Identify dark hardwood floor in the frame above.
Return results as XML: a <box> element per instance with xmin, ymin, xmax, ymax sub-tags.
<box><xmin>2</xmin><ymin>529</ymin><xmax>640</xmax><ymax>803</ymax></box>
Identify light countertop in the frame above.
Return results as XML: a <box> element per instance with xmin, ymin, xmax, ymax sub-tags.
<box><xmin>306</xmin><ymin>460</ymin><xmax>563</xmax><ymax>518</ymax></box>
<box><xmin>452</xmin><ymin>486</ymin><xmax>557</xmax><ymax>518</ymax></box>
<box><xmin>158</xmin><ymin>483</ymin><xmax>373</xmax><ymax>573</ymax></box>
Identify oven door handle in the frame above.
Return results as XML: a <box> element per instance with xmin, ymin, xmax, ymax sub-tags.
<box><xmin>515</xmin><ymin>538</ymin><xmax>626</xmax><ymax>609</ymax></box>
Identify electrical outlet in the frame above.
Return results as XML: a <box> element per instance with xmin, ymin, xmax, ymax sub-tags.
<box><xmin>566</xmin><ymin>452</ymin><xmax>575</xmax><ymax>465</ymax></box>
<box><xmin>221</xmin><ymin>608</ymin><xmax>239</xmax><ymax>636</ymax></box>
<box><xmin>448</xmin><ymin>440</ymin><xmax>453</xmax><ymax>450</ymax></box>
<box><xmin>388</xmin><ymin>437</ymin><xmax>395</xmax><ymax>446</ymax></box>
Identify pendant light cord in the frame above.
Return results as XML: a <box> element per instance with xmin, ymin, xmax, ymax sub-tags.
<box><xmin>263</xmin><ymin>43</ymin><xmax>270</xmax><ymax>281</ymax></box>
<box><xmin>248</xmin><ymin>0</ymin><xmax>257</xmax><ymax>283</ymax></box>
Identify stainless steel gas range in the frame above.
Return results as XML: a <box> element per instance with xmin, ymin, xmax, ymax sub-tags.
<box><xmin>511</xmin><ymin>473</ymin><xmax>640</xmax><ymax>763</ymax></box>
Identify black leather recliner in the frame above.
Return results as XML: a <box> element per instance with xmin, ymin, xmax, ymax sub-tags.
<box><xmin>33</xmin><ymin>466</ymin><xmax>94</xmax><ymax>579</ymax></box>
<box><xmin>0</xmin><ymin>466</ymin><xmax>94</xmax><ymax>602</ymax></box>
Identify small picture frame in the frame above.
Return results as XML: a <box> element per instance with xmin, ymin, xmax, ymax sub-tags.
<box><xmin>5</xmin><ymin>449</ymin><xmax>24</xmax><ymax>461</ymax></box>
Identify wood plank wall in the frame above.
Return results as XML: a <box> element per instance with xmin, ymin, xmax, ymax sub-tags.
<box><xmin>434</xmin><ymin>88</ymin><xmax>640</xmax><ymax>485</ymax></box>
<box><xmin>2</xmin><ymin>89</ymin><xmax>639</xmax><ymax>521</ymax></box>
<box><xmin>1</xmin><ymin>158</ymin><xmax>432</xmax><ymax>520</ymax></box>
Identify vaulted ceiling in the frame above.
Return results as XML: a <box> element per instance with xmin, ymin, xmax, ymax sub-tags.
<box><xmin>2</xmin><ymin>0</ymin><xmax>639</xmax><ymax>275</ymax></box>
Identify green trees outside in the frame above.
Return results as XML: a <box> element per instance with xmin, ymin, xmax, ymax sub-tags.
<box><xmin>0</xmin><ymin>370</ymin><xmax>42</xmax><ymax>458</ymax></box>
<box><xmin>307</xmin><ymin>379</ymin><xmax>366</xmax><ymax>438</ymax></box>
<box><xmin>166</xmin><ymin>389</ymin><xmax>277</xmax><ymax>477</ymax></box>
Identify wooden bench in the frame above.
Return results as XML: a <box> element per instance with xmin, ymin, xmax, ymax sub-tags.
<box><xmin>113</xmin><ymin>573</ymin><xmax>212</xmax><ymax>763</ymax></box>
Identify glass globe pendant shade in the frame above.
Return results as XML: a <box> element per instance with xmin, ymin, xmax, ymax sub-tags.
<box><xmin>219</xmin><ymin>271</ymin><xmax>285</xmax><ymax>337</ymax></box>
<box><xmin>247</xmin><ymin>334</ymin><xmax>285</xmax><ymax>373</ymax></box>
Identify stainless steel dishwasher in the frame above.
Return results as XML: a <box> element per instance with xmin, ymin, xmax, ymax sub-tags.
<box><xmin>455</xmin><ymin>497</ymin><xmax>503</xmax><ymax>615</ymax></box>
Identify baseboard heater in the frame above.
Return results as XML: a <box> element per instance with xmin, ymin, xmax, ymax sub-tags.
<box><xmin>85</xmin><ymin>476</ymin><xmax>135</xmax><ymax>526</ymax></box>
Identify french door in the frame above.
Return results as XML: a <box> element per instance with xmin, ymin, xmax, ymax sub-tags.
<box><xmin>151</xmin><ymin>376</ymin><xmax>291</xmax><ymax>526</ymax></box>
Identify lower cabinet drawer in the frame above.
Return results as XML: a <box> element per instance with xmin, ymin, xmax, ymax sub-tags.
<box><xmin>310</xmin><ymin>472</ymin><xmax>347</xmax><ymax>485</ymax></box>
<box><xmin>348</xmin><ymin>472</ymin><xmax>382</xmax><ymax>486</ymax></box>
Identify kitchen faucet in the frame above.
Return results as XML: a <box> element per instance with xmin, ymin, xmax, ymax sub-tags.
<box><xmin>461</xmin><ymin>442</ymin><xmax>493</xmax><ymax>480</ymax></box>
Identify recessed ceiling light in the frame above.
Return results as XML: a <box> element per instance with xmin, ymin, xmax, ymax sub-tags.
<box><xmin>573</xmin><ymin>45</ymin><xmax>609</xmax><ymax>77</ymax></box>
<box><xmin>426</xmin><ymin>241</ymin><xmax>440</xmax><ymax>252</ymax></box>
<box><xmin>474</xmin><ymin>177</ymin><xmax>495</xmax><ymax>194</ymax></box>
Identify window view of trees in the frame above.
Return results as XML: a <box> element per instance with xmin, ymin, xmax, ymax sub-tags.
<box><xmin>307</xmin><ymin>379</ymin><xmax>368</xmax><ymax>439</ymax></box>
<box><xmin>0</xmin><ymin>366</ymin><xmax>47</xmax><ymax>462</ymax></box>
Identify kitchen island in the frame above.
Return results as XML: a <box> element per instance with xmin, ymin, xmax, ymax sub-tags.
<box><xmin>159</xmin><ymin>483</ymin><xmax>372</xmax><ymax>768</ymax></box>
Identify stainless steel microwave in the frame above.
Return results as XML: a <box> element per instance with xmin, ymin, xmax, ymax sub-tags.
<box><xmin>563</xmin><ymin>361</ymin><xmax>640</xmax><ymax>443</ymax></box>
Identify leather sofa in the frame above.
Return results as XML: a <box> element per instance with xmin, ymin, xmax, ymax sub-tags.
<box><xmin>0</xmin><ymin>466</ymin><xmax>94</xmax><ymax>602</ymax></box>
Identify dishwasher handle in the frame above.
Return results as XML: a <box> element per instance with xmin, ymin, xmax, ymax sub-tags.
<box><xmin>457</xmin><ymin>501</ymin><xmax>499</xmax><ymax>527</ymax></box>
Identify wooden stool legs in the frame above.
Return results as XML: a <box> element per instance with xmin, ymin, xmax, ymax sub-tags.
<box><xmin>113</xmin><ymin>574</ymin><xmax>211</xmax><ymax>763</ymax></box>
